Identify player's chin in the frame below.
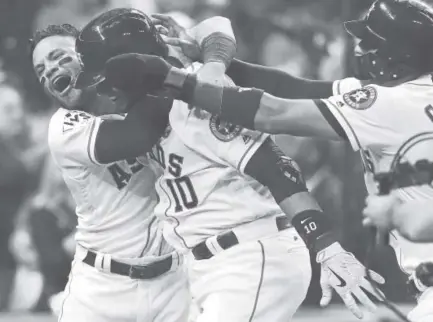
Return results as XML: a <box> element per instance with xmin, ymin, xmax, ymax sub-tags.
<box><xmin>53</xmin><ymin>89</ymin><xmax>86</xmax><ymax>109</ymax></box>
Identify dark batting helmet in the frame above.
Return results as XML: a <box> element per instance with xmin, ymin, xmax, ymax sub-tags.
<box><xmin>74</xmin><ymin>8</ymin><xmax>168</xmax><ymax>89</ymax></box>
<box><xmin>344</xmin><ymin>0</ymin><xmax>433</xmax><ymax>81</ymax></box>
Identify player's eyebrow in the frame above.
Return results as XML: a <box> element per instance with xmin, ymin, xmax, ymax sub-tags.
<box><xmin>47</xmin><ymin>49</ymin><xmax>65</xmax><ymax>61</ymax></box>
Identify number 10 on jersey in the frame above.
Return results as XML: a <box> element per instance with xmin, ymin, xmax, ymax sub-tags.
<box><xmin>166</xmin><ymin>176</ymin><xmax>198</xmax><ymax>212</ymax></box>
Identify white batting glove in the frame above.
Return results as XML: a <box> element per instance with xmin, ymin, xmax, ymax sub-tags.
<box><xmin>317</xmin><ymin>242</ymin><xmax>385</xmax><ymax>319</ymax></box>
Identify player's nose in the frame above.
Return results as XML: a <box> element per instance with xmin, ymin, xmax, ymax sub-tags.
<box><xmin>46</xmin><ymin>67</ymin><xmax>59</xmax><ymax>80</ymax></box>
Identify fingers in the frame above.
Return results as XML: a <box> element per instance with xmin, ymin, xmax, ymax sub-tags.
<box><xmin>156</xmin><ymin>25</ymin><xmax>169</xmax><ymax>36</ymax></box>
<box><xmin>160</xmin><ymin>35</ymin><xmax>188</xmax><ymax>47</ymax></box>
<box><xmin>352</xmin><ymin>287</ymin><xmax>377</xmax><ymax>314</ymax></box>
<box><xmin>319</xmin><ymin>283</ymin><xmax>333</xmax><ymax>307</ymax></box>
<box><xmin>341</xmin><ymin>293</ymin><xmax>364</xmax><ymax>319</ymax></box>
<box><xmin>151</xmin><ymin>14</ymin><xmax>183</xmax><ymax>34</ymax></box>
<box><xmin>360</xmin><ymin>277</ymin><xmax>386</xmax><ymax>301</ymax></box>
<box><xmin>367</xmin><ymin>270</ymin><xmax>386</xmax><ymax>284</ymax></box>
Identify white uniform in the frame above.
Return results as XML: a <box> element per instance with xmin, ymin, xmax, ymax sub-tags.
<box><xmin>326</xmin><ymin>75</ymin><xmax>433</xmax><ymax>322</ymax></box>
<box><xmin>48</xmin><ymin>108</ymin><xmax>189</xmax><ymax>322</ymax></box>
<box><xmin>151</xmin><ymin>67</ymin><xmax>311</xmax><ymax>322</ymax></box>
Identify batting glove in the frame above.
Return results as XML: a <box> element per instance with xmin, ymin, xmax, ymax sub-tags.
<box><xmin>317</xmin><ymin>242</ymin><xmax>385</xmax><ymax>319</ymax></box>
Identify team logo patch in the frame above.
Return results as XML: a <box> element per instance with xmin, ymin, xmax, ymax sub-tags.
<box><xmin>342</xmin><ymin>86</ymin><xmax>377</xmax><ymax>110</ymax></box>
<box><xmin>209</xmin><ymin>115</ymin><xmax>242</xmax><ymax>142</ymax></box>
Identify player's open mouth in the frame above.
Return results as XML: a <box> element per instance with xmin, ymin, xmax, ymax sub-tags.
<box><xmin>53</xmin><ymin>75</ymin><xmax>72</xmax><ymax>94</ymax></box>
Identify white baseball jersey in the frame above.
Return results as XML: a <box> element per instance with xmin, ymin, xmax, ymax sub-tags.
<box><xmin>151</xmin><ymin>100</ymin><xmax>283</xmax><ymax>252</ymax></box>
<box><xmin>323</xmin><ymin>74</ymin><xmax>433</xmax><ymax>273</ymax></box>
<box><xmin>48</xmin><ymin>108</ymin><xmax>170</xmax><ymax>258</ymax></box>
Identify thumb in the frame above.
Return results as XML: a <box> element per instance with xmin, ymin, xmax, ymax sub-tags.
<box><xmin>320</xmin><ymin>283</ymin><xmax>333</xmax><ymax>307</ymax></box>
<box><xmin>161</xmin><ymin>35</ymin><xmax>192</xmax><ymax>47</ymax></box>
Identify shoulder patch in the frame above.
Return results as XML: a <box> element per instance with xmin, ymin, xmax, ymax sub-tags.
<box><xmin>342</xmin><ymin>86</ymin><xmax>377</xmax><ymax>110</ymax></box>
<box><xmin>209</xmin><ymin>115</ymin><xmax>242</xmax><ymax>142</ymax></box>
<box><xmin>62</xmin><ymin>111</ymin><xmax>92</xmax><ymax>133</ymax></box>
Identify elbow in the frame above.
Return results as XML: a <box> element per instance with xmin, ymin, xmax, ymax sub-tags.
<box><xmin>255</xmin><ymin>96</ymin><xmax>289</xmax><ymax>135</ymax></box>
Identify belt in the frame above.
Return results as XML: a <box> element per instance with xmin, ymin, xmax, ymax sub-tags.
<box><xmin>192</xmin><ymin>216</ymin><xmax>291</xmax><ymax>260</ymax></box>
<box><xmin>82</xmin><ymin>250</ymin><xmax>173</xmax><ymax>280</ymax></box>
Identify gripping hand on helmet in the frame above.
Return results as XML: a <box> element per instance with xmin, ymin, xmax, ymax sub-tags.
<box><xmin>317</xmin><ymin>242</ymin><xmax>385</xmax><ymax>319</ymax></box>
<box><xmin>104</xmin><ymin>53</ymin><xmax>177</xmax><ymax>95</ymax></box>
<box><xmin>104</xmin><ymin>53</ymin><xmax>226</xmax><ymax>99</ymax></box>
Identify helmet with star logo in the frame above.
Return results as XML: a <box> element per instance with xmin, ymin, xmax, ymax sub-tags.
<box><xmin>344</xmin><ymin>0</ymin><xmax>433</xmax><ymax>82</ymax></box>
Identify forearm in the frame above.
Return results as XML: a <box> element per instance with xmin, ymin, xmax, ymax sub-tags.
<box><xmin>94</xmin><ymin>95</ymin><xmax>172</xmax><ymax>164</ymax></box>
<box><xmin>167</xmin><ymin>70</ymin><xmax>341</xmax><ymax>139</ymax></box>
<box><xmin>244</xmin><ymin>138</ymin><xmax>338</xmax><ymax>253</ymax></box>
<box><xmin>227</xmin><ymin>59</ymin><xmax>334</xmax><ymax>99</ymax></box>
<box><xmin>393</xmin><ymin>200</ymin><xmax>433</xmax><ymax>242</ymax></box>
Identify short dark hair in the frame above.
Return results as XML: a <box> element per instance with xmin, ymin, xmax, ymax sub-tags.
<box><xmin>29</xmin><ymin>24</ymin><xmax>80</xmax><ymax>57</ymax></box>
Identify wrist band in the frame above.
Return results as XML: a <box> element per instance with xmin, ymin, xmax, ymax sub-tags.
<box><xmin>219</xmin><ymin>87</ymin><xmax>264</xmax><ymax>129</ymax></box>
<box><xmin>164</xmin><ymin>68</ymin><xmax>188</xmax><ymax>90</ymax></box>
<box><xmin>201</xmin><ymin>33</ymin><xmax>237</xmax><ymax>69</ymax></box>
<box><xmin>291</xmin><ymin>209</ymin><xmax>337</xmax><ymax>253</ymax></box>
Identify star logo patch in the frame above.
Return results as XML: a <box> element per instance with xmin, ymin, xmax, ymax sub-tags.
<box><xmin>209</xmin><ymin>115</ymin><xmax>242</xmax><ymax>142</ymax></box>
<box><xmin>342</xmin><ymin>86</ymin><xmax>377</xmax><ymax>110</ymax></box>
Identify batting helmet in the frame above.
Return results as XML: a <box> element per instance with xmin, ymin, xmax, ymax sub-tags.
<box><xmin>74</xmin><ymin>8</ymin><xmax>168</xmax><ymax>89</ymax></box>
<box><xmin>344</xmin><ymin>0</ymin><xmax>433</xmax><ymax>81</ymax></box>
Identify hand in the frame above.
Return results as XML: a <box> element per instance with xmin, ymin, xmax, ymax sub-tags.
<box><xmin>151</xmin><ymin>14</ymin><xmax>201</xmax><ymax>61</ymax></box>
<box><xmin>317</xmin><ymin>243</ymin><xmax>385</xmax><ymax>319</ymax></box>
<box><xmin>196</xmin><ymin>61</ymin><xmax>227</xmax><ymax>88</ymax></box>
<box><xmin>363</xmin><ymin>194</ymin><xmax>401</xmax><ymax>231</ymax></box>
<box><xmin>104</xmin><ymin>53</ymin><xmax>173</xmax><ymax>94</ymax></box>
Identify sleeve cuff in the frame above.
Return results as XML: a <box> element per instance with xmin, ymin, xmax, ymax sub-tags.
<box><xmin>87</xmin><ymin>117</ymin><xmax>102</xmax><ymax>165</ymax></box>
<box><xmin>332</xmin><ymin>79</ymin><xmax>342</xmax><ymax>96</ymax></box>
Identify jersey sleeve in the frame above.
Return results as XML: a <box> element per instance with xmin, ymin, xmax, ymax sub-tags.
<box><xmin>169</xmin><ymin>102</ymin><xmax>269</xmax><ymax>174</ymax></box>
<box><xmin>48</xmin><ymin>109</ymin><xmax>102</xmax><ymax>168</ymax></box>
<box><xmin>318</xmin><ymin>85</ymin><xmax>399</xmax><ymax>151</ymax></box>
<box><xmin>332</xmin><ymin>77</ymin><xmax>364</xmax><ymax>95</ymax></box>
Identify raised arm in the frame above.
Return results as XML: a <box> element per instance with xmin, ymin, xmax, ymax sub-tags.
<box><xmin>227</xmin><ymin>59</ymin><xmax>334</xmax><ymax>99</ymax></box>
<box><xmin>102</xmin><ymin>54</ymin><xmax>347</xmax><ymax>141</ymax></box>
<box><xmin>177</xmin><ymin>72</ymin><xmax>345</xmax><ymax>140</ymax></box>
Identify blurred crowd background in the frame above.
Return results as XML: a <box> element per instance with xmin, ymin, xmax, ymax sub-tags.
<box><xmin>0</xmin><ymin>0</ymin><xmax>415</xmax><ymax>320</ymax></box>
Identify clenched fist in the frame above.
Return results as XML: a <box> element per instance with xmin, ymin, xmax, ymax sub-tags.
<box><xmin>104</xmin><ymin>53</ymin><xmax>174</xmax><ymax>94</ymax></box>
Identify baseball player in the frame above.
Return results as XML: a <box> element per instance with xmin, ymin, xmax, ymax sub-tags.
<box><xmin>86</xmin><ymin>15</ymin><xmax>387</xmax><ymax>322</ymax></box>
<box><xmin>115</xmin><ymin>0</ymin><xmax>433</xmax><ymax>321</ymax></box>
<box><xmin>30</xmin><ymin>8</ymin><xmax>235</xmax><ymax>322</ymax></box>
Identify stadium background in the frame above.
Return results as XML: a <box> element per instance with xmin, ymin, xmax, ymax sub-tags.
<box><xmin>0</xmin><ymin>0</ymin><xmax>418</xmax><ymax>321</ymax></box>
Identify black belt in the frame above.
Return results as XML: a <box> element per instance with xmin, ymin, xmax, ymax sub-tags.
<box><xmin>192</xmin><ymin>216</ymin><xmax>291</xmax><ymax>260</ymax></box>
<box><xmin>82</xmin><ymin>250</ymin><xmax>173</xmax><ymax>279</ymax></box>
